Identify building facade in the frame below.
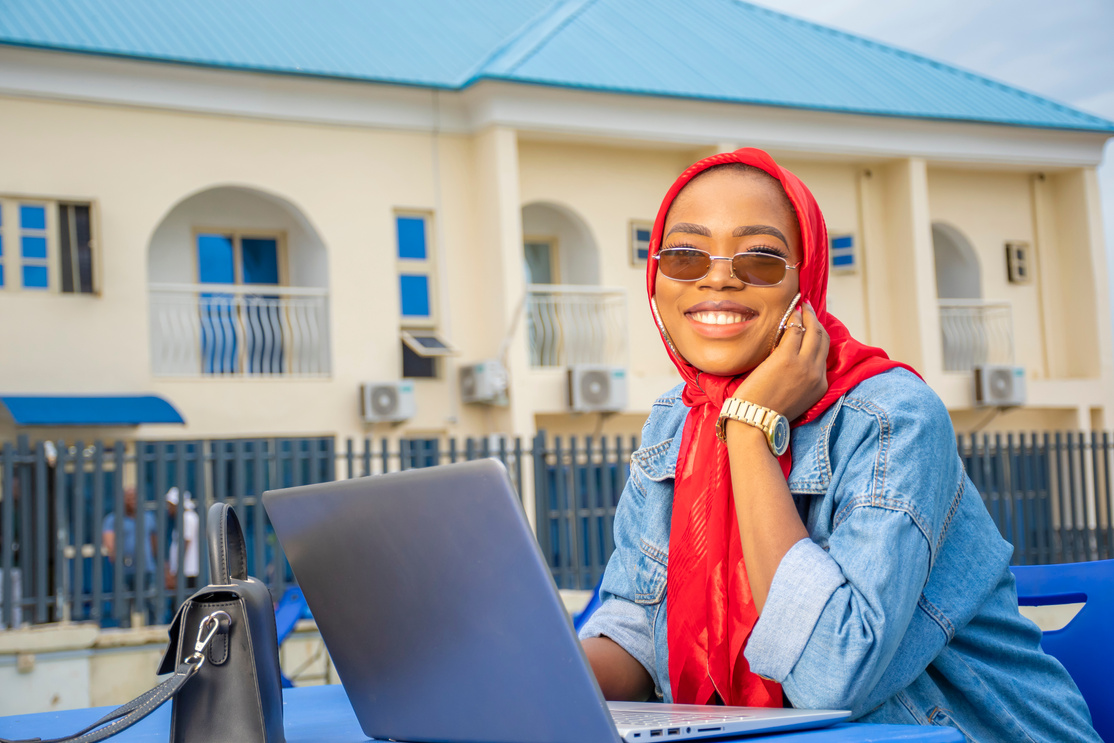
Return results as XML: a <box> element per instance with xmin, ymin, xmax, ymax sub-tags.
<box><xmin>1</xmin><ymin>1</ymin><xmax>1112</xmax><ymax>452</ymax></box>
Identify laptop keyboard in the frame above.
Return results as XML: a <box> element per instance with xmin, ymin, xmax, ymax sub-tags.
<box><xmin>611</xmin><ymin>710</ymin><xmax>751</xmax><ymax>726</ymax></box>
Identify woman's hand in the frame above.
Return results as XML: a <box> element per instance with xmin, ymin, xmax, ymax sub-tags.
<box><xmin>733</xmin><ymin>301</ymin><xmax>829</xmax><ymax>422</ymax></box>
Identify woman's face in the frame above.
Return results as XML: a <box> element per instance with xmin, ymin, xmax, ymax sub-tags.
<box><xmin>655</xmin><ymin>169</ymin><xmax>802</xmax><ymax>377</ymax></box>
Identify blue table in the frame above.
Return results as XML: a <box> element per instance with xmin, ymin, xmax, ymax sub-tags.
<box><xmin>0</xmin><ymin>685</ymin><xmax>963</xmax><ymax>742</ymax></box>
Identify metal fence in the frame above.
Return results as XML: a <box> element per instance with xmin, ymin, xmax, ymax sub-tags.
<box><xmin>1</xmin><ymin>430</ymin><xmax>1112</xmax><ymax>629</ymax></box>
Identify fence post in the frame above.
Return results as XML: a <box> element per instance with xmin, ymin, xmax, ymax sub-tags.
<box><xmin>2</xmin><ymin>442</ymin><xmax>14</xmax><ymax>629</ymax></box>
<box><xmin>532</xmin><ymin>431</ymin><xmax>551</xmax><ymax>580</ymax></box>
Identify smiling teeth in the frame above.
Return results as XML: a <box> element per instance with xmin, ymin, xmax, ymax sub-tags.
<box><xmin>691</xmin><ymin>311</ymin><xmax>745</xmax><ymax>325</ymax></box>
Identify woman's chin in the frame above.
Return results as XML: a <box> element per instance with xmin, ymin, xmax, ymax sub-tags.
<box><xmin>684</xmin><ymin>352</ymin><xmax>761</xmax><ymax>378</ymax></box>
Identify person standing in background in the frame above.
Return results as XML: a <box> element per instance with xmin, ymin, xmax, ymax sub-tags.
<box><xmin>102</xmin><ymin>485</ymin><xmax>157</xmax><ymax>626</ymax></box>
<box><xmin>164</xmin><ymin>487</ymin><xmax>200</xmax><ymax>592</ymax></box>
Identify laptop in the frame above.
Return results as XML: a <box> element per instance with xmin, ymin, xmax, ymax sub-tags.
<box><xmin>263</xmin><ymin>459</ymin><xmax>849</xmax><ymax>743</ymax></box>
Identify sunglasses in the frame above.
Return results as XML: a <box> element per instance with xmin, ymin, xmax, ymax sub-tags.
<box><xmin>654</xmin><ymin>247</ymin><xmax>801</xmax><ymax>286</ymax></box>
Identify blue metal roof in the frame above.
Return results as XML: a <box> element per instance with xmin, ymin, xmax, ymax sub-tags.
<box><xmin>2</xmin><ymin>0</ymin><xmax>1111</xmax><ymax>133</ymax></box>
<box><xmin>0</xmin><ymin>395</ymin><xmax>185</xmax><ymax>426</ymax></box>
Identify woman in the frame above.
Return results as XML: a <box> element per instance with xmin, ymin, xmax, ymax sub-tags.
<box><xmin>579</xmin><ymin>148</ymin><xmax>1098</xmax><ymax>741</ymax></box>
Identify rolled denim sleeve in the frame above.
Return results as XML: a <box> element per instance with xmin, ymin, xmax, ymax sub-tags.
<box><xmin>745</xmin><ymin>538</ymin><xmax>845</xmax><ymax>681</ymax></box>
<box><xmin>578</xmin><ymin>591</ymin><xmax>657</xmax><ymax>683</ymax></box>
<box><xmin>745</xmin><ymin>506</ymin><xmax>931</xmax><ymax>713</ymax></box>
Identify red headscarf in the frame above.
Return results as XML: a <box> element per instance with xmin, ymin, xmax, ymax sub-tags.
<box><xmin>649</xmin><ymin>148</ymin><xmax>918</xmax><ymax>707</ymax></box>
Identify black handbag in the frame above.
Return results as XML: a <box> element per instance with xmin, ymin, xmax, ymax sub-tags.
<box><xmin>157</xmin><ymin>502</ymin><xmax>285</xmax><ymax>743</ymax></box>
<box><xmin>0</xmin><ymin>503</ymin><xmax>285</xmax><ymax>743</ymax></box>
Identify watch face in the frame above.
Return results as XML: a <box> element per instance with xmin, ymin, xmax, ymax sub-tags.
<box><xmin>771</xmin><ymin>417</ymin><xmax>790</xmax><ymax>455</ymax></box>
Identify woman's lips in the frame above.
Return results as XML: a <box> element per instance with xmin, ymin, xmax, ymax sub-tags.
<box><xmin>684</xmin><ymin>302</ymin><xmax>757</xmax><ymax>337</ymax></box>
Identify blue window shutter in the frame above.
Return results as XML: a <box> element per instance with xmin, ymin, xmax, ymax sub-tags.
<box><xmin>399</xmin><ymin>274</ymin><xmax>431</xmax><ymax>317</ymax></box>
<box><xmin>0</xmin><ymin>265</ymin><xmax>5</xmax><ymax>287</ymax></box>
<box><xmin>22</xmin><ymin>265</ymin><xmax>48</xmax><ymax>288</ymax></box>
<box><xmin>20</xmin><ymin>205</ymin><xmax>46</xmax><ymax>230</ymax></box>
<box><xmin>832</xmin><ymin>254</ymin><xmax>854</xmax><ymax>267</ymax></box>
<box><xmin>396</xmin><ymin>217</ymin><xmax>427</xmax><ymax>260</ymax></box>
<box><xmin>198</xmin><ymin>234</ymin><xmax>236</xmax><ymax>284</ymax></box>
<box><xmin>832</xmin><ymin>235</ymin><xmax>854</xmax><ymax>250</ymax></box>
<box><xmin>242</xmin><ymin>238</ymin><xmax>280</xmax><ymax>284</ymax></box>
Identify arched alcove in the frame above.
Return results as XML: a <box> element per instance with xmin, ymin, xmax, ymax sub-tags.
<box><xmin>148</xmin><ymin>185</ymin><xmax>327</xmax><ymax>287</ymax></box>
<box><xmin>932</xmin><ymin>222</ymin><xmax>981</xmax><ymax>300</ymax></box>
<box><xmin>520</xmin><ymin>202</ymin><xmax>599</xmax><ymax>286</ymax></box>
<box><xmin>147</xmin><ymin>185</ymin><xmax>330</xmax><ymax>376</ymax></box>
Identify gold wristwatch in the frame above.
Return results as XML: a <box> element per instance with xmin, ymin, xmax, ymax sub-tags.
<box><xmin>716</xmin><ymin>398</ymin><xmax>790</xmax><ymax>456</ymax></box>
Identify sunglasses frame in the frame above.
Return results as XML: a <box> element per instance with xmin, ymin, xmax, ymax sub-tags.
<box><xmin>653</xmin><ymin>247</ymin><xmax>802</xmax><ymax>286</ymax></box>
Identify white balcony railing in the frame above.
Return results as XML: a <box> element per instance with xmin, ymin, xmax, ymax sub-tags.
<box><xmin>150</xmin><ymin>283</ymin><xmax>330</xmax><ymax>377</ymax></box>
<box><xmin>939</xmin><ymin>299</ymin><xmax>1014</xmax><ymax>372</ymax></box>
<box><xmin>525</xmin><ymin>285</ymin><xmax>627</xmax><ymax>368</ymax></box>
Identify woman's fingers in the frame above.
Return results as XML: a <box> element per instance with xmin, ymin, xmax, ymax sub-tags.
<box><xmin>799</xmin><ymin>301</ymin><xmax>826</xmax><ymax>359</ymax></box>
<box><xmin>778</xmin><ymin>309</ymin><xmax>806</xmax><ymax>353</ymax></box>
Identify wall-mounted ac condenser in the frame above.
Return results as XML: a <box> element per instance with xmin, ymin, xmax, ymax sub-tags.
<box><xmin>568</xmin><ymin>365</ymin><xmax>628</xmax><ymax>412</ymax></box>
<box><xmin>460</xmin><ymin>359</ymin><xmax>508</xmax><ymax>405</ymax></box>
<box><xmin>973</xmin><ymin>365</ymin><xmax>1026</xmax><ymax>408</ymax></box>
<box><xmin>361</xmin><ymin>381</ymin><xmax>416</xmax><ymax>423</ymax></box>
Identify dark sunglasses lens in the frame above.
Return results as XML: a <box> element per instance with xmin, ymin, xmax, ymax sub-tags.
<box><xmin>659</xmin><ymin>249</ymin><xmax>711</xmax><ymax>280</ymax></box>
<box><xmin>732</xmin><ymin>253</ymin><xmax>787</xmax><ymax>286</ymax></box>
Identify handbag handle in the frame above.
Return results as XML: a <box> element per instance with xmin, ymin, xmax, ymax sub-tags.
<box><xmin>207</xmin><ymin>502</ymin><xmax>248</xmax><ymax>584</ymax></box>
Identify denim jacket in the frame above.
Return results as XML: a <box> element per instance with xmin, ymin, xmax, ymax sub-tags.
<box><xmin>580</xmin><ymin>369</ymin><xmax>1097</xmax><ymax>742</ymax></box>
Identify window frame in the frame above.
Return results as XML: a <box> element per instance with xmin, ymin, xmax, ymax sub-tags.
<box><xmin>0</xmin><ymin>195</ymin><xmax>100</xmax><ymax>294</ymax></box>
<box><xmin>523</xmin><ymin>234</ymin><xmax>560</xmax><ymax>285</ymax></box>
<box><xmin>192</xmin><ymin>228</ymin><xmax>288</xmax><ymax>288</ymax></box>
<box><xmin>629</xmin><ymin>219</ymin><xmax>653</xmax><ymax>266</ymax></box>
<box><xmin>395</xmin><ymin>211</ymin><xmax>437</xmax><ymax>329</ymax></box>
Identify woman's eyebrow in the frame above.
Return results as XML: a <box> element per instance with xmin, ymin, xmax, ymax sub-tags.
<box><xmin>664</xmin><ymin>222</ymin><xmax>711</xmax><ymax>237</ymax></box>
<box><xmin>733</xmin><ymin>224</ymin><xmax>787</xmax><ymax>245</ymax></box>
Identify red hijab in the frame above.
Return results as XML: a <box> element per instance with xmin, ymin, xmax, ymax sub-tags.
<box><xmin>648</xmin><ymin>148</ymin><xmax>917</xmax><ymax>707</ymax></box>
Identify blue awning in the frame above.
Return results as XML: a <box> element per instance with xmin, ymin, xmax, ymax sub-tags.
<box><xmin>0</xmin><ymin>395</ymin><xmax>185</xmax><ymax>426</ymax></box>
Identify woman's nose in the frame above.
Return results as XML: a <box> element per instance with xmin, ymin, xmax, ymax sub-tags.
<box><xmin>701</xmin><ymin>255</ymin><xmax>739</xmax><ymax>286</ymax></box>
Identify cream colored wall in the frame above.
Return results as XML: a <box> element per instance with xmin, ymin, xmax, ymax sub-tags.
<box><xmin>517</xmin><ymin>141</ymin><xmax>688</xmax><ymax>416</ymax></box>
<box><xmin>927</xmin><ymin>169</ymin><xmax>1045</xmax><ymax>377</ymax></box>
<box><xmin>0</xmin><ymin>95</ymin><xmax>492</xmax><ymax>443</ymax></box>
<box><xmin>0</xmin><ymin>93</ymin><xmax>1109</xmax><ymax>446</ymax></box>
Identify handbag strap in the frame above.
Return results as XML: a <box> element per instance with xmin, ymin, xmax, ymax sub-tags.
<box><xmin>0</xmin><ymin>612</ymin><xmax>229</xmax><ymax>743</ymax></box>
<box><xmin>207</xmin><ymin>502</ymin><xmax>247</xmax><ymax>583</ymax></box>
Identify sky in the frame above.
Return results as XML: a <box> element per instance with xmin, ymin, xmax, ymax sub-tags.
<box><xmin>749</xmin><ymin>0</ymin><xmax>1114</xmax><ymax>305</ymax></box>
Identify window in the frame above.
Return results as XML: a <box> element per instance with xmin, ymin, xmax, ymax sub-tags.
<box><xmin>830</xmin><ymin>234</ymin><xmax>856</xmax><ymax>273</ymax></box>
<box><xmin>196</xmin><ymin>231</ymin><xmax>282</xmax><ymax>286</ymax></box>
<box><xmin>195</xmin><ymin>231</ymin><xmax>284</xmax><ymax>375</ymax></box>
<box><xmin>0</xmin><ymin>197</ymin><xmax>95</xmax><ymax>293</ymax></box>
<box><xmin>524</xmin><ymin>238</ymin><xmax>558</xmax><ymax>284</ymax></box>
<box><xmin>629</xmin><ymin>220</ymin><xmax>652</xmax><ymax>265</ymax></box>
<box><xmin>396</xmin><ymin>213</ymin><xmax>454</xmax><ymax>378</ymax></box>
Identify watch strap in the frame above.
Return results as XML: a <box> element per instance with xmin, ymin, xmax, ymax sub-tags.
<box><xmin>716</xmin><ymin>398</ymin><xmax>786</xmax><ymax>455</ymax></box>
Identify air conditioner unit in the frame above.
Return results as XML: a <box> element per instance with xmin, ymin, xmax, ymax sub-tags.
<box><xmin>459</xmin><ymin>359</ymin><xmax>508</xmax><ymax>405</ymax></box>
<box><xmin>568</xmin><ymin>365</ymin><xmax>628</xmax><ymax>413</ymax></box>
<box><xmin>973</xmin><ymin>365</ymin><xmax>1026</xmax><ymax>408</ymax></box>
<box><xmin>360</xmin><ymin>381</ymin><xmax>416</xmax><ymax>423</ymax></box>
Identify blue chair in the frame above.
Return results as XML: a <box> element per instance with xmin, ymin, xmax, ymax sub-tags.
<box><xmin>573</xmin><ymin>575</ymin><xmax>604</xmax><ymax>632</ymax></box>
<box><xmin>274</xmin><ymin>586</ymin><xmax>314</xmax><ymax>688</ymax></box>
<box><xmin>1011</xmin><ymin>560</ymin><xmax>1114</xmax><ymax>742</ymax></box>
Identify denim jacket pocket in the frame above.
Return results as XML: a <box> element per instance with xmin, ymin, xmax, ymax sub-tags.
<box><xmin>634</xmin><ymin>537</ymin><xmax>668</xmax><ymax>605</ymax></box>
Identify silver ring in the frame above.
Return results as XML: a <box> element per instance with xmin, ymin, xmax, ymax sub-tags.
<box><xmin>785</xmin><ymin>322</ymin><xmax>806</xmax><ymax>332</ymax></box>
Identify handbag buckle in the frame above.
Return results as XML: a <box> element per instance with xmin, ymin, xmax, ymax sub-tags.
<box><xmin>187</xmin><ymin>610</ymin><xmax>232</xmax><ymax>667</ymax></box>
